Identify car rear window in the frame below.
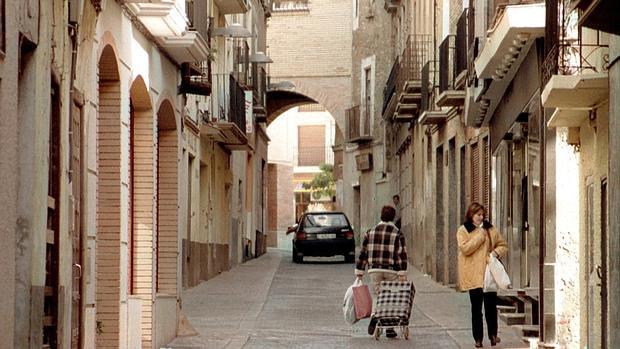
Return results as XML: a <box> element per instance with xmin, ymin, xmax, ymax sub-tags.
<box><xmin>303</xmin><ymin>213</ymin><xmax>349</xmax><ymax>228</ymax></box>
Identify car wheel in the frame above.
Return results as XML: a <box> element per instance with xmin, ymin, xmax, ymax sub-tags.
<box><xmin>292</xmin><ymin>246</ymin><xmax>303</xmax><ymax>263</ymax></box>
<box><xmin>344</xmin><ymin>254</ymin><xmax>355</xmax><ymax>263</ymax></box>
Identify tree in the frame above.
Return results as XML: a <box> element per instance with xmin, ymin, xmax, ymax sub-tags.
<box><xmin>303</xmin><ymin>163</ymin><xmax>336</xmax><ymax>200</ymax></box>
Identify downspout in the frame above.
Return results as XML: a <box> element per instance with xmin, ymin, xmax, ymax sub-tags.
<box><xmin>537</xmin><ymin>37</ymin><xmax>546</xmax><ymax>343</ymax></box>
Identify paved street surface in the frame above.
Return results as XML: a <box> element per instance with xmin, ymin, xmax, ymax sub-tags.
<box><xmin>165</xmin><ymin>250</ymin><xmax>528</xmax><ymax>349</ymax></box>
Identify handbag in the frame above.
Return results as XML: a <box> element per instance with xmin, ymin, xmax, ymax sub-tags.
<box><xmin>483</xmin><ymin>228</ymin><xmax>511</xmax><ymax>292</ymax></box>
<box><xmin>343</xmin><ymin>279</ymin><xmax>360</xmax><ymax>324</ymax></box>
<box><xmin>352</xmin><ymin>280</ymin><xmax>373</xmax><ymax>320</ymax></box>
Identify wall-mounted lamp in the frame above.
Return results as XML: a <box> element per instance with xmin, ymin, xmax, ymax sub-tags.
<box><xmin>249</xmin><ymin>51</ymin><xmax>273</xmax><ymax>63</ymax></box>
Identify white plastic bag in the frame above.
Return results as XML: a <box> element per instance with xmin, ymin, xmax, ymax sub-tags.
<box><xmin>485</xmin><ymin>253</ymin><xmax>511</xmax><ymax>292</ymax></box>
<box><xmin>343</xmin><ymin>278</ymin><xmax>362</xmax><ymax>324</ymax></box>
<box><xmin>483</xmin><ymin>263</ymin><xmax>498</xmax><ymax>292</ymax></box>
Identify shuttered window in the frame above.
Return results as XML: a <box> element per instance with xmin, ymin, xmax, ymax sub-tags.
<box><xmin>471</xmin><ymin>142</ymin><xmax>480</xmax><ymax>205</ymax></box>
<box><xmin>298</xmin><ymin>125</ymin><xmax>325</xmax><ymax>166</ymax></box>
<box><xmin>482</xmin><ymin>136</ymin><xmax>490</xmax><ymax>211</ymax></box>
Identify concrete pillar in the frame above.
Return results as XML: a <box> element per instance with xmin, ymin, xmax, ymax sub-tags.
<box><xmin>608</xmin><ymin>34</ymin><xmax>620</xmax><ymax>349</ymax></box>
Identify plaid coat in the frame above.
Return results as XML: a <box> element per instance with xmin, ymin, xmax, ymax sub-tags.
<box><xmin>355</xmin><ymin>221</ymin><xmax>408</xmax><ymax>276</ymax></box>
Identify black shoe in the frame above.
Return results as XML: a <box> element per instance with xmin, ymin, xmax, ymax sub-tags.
<box><xmin>386</xmin><ymin>329</ymin><xmax>397</xmax><ymax>338</ymax></box>
<box><xmin>490</xmin><ymin>336</ymin><xmax>501</xmax><ymax>346</ymax></box>
<box><xmin>367</xmin><ymin>317</ymin><xmax>377</xmax><ymax>335</ymax></box>
<box><xmin>474</xmin><ymin>340</ymin><xmax>483</xmax><ymax>347</ymax></box>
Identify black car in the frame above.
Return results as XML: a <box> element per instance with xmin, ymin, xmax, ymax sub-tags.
<box><xmin>287</xmin><ymin>211</ymin><xmax>356</xmax><ymax>263</ymax></box>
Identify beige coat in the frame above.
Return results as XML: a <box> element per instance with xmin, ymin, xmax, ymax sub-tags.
<box><xmin>456</xmin><ymin>223</ymin><xmax>508</xmax><ymax>291</ymax></box>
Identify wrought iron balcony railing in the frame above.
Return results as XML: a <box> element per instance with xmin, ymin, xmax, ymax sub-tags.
<box><xmin>252</xmin><ymin>65</ymin><xmax>267</xmax><ymax>114</ymax></box>
<box><xmin>439</xmin><ymin>35</ymin><xmax>456</xmax><ymax>93</ymax></box>
<box><xmin>383</xmin><ymin>57</ymin><xmax>399</xmax><ymax>114</ymax></box>
<box><xmin>541</xmin><ymin>0</ymin><xmax>609</xmax><ymax>88</ymax></box>
<box><xmin>211</xmin><ymin>74</ymin><xmax>247</xmax><ymax>133</ymax></box>
<box><xmin>233</xmin><ymin>40</ymin><xmax>250</xmax><ymax>87</ymax></box>
<box><xmin>455</xmin><ymin>8</ymin><xmax>469</xmax><ymax>79</ymax></box>
<box><xmin>421</xmin><ymin>60</ymin><xmax>437</xmax><ymax>113</ymax></box>
<box><xmin>396</xmin><ymin>34</ymin><xmax>432</xmax><ymax>96</ymax></box>
<box><xmin>179</xmin><ymin>9</ymin><xmax>212</xmax><ymax>95</ymax></box>
<box><xmin>345</xmin><ymin>105</ymin><xmax>372</xmax><ymax>143</ymax></box>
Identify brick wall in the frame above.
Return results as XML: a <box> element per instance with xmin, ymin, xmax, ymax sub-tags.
<box><xmin>267</xmin><ymin>0</ymin><xmax>352</xmax><ymax>78</ymax></box>
<box><xmin>266</xmin><ymin>163</ymin><xmax>294</xmax><ymax>247</ymax></box>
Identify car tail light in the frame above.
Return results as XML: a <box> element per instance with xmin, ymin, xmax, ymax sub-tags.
<box><xmin>296</xmin><ymin>231</ymin><xmax>306</xmax><ymax>240</ymax></box>
<box><xmin>343</xmin><ymin>231</ymin><xmax>354</xmax><ymax>239</ymax></box>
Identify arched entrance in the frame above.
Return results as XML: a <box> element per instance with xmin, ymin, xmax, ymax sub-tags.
<box><xmin>155</xmin><ymin>100</ymin><xmax>178</xmax><ymax>295</ymax></box>
<box><xmin>129</xmin><ymin>75</ymin><xmax>155</xmax><ymax>348</ymax></box>
<box><xmin>96</xmin><ymin>44</ymin><xmax>122</xmax><ymax>349</ymax></box>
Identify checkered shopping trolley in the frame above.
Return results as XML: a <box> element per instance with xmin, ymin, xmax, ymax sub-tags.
<box><xmin>373</xmin><ymin>281</ymin><xmax>416</xmax><ymax>340</ymax></box>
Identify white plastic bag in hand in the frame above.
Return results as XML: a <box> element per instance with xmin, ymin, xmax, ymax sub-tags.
<box><xmin>488</xmin><ymin>253</ymin><xmax>511</xmax><ymax>291</ymax></box>
<box><xmin>343</xmin><ymin>278</ymin><xmax>362</xmax><ymax>324</ymax></box>
<box><xmin>483</xmin><ymin>263</ymin><xmax>498</xmax><ymax>292</ymax></box>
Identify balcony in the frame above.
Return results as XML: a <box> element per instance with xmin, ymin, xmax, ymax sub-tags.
<box><xmin>418</xmin><ymin>60</ymin><xmax>447</xmax><ymax>125</ymax></box>
<box><xmin>214</xmin><ymin>0</ymin><xmax>249</xmax><ymax>14</ymax></box>
<box><xmin>252</xmin><ymin>65</ymin><xmax>268</xmax><ymax>123</ymax></box>
<box><xmin>201</xmin><ymin>74</ymin><xmax>250</xmax><ymax>150</ymax></box>
<box><xmin>346</xmin><ymin>105</ymin><xmax>372</xmax><ymax>144</ymax></box>
<box><xmin>179</xmin><ymin>61</ymin><xmax>212</xmax><ymax>95</ymax></box>
<box><xmin>391</xmin><ymin>34</ymin><xmax>432</xmax><ymax>122</ymax></box>
<box><xmin>382</xmin><ymin>58</ymin><xmax>399</xmax><ymax>117</ymax></box>
<box><xmin>572</xmin><ymin>0</ymin><xmax>620</xmax><ymax>35</ymax></box>
<box><xmin>232</xmin><ymin>41</ymin><xmax>250</xmax><ymax>88</ymax></box>
<box><xmin>436</xmin><ymin>35</ymin><xmax>466</xmax><ymax>107</ymax></box>
<box><xmin>541</xmin><ymin>1</ymin><xmax>609</xmax><ymax>128</ymax></box>
<box><xmin>465</xmin><ymin>2</ymin><xmax>545</xmax><ymax>127</ymax></box>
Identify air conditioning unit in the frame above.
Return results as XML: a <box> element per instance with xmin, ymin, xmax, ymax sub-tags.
<box><xmin>355</xmin><ymin>153</ymin><xmax>373</xmax><ymax>171</ymax></box>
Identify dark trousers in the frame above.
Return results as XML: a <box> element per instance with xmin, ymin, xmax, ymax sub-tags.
<box><xmin>468</xmin><ymin>288</ymin><xmax>498</xmax><ymax>342</ymax></box>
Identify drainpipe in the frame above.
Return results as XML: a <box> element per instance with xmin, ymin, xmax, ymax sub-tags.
<box><xmin>537</xmin><ymin>38</ymin><xmax>546</xmax><ymax>345</ymax></box>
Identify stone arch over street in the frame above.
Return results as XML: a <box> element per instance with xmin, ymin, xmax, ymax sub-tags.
<box><xmin>267</xmin><ymin>76</ymin><xmax>350</xmax><ymax>143</ymax></box>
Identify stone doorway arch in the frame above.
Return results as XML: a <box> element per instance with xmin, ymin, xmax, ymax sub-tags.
<box><xmin>129</xmin><ymin>75</ymin><xmax>155</xmax><ymax>348</ymax></box>
<box><xmin>155</xmin><ymin>99</ymin><xmax>178</xmax><ymax>296</ymax></box>
<box><xmin>96</xmin><ymin>43</ymin><xmax>122</xmax><ymax>349</ymax></box>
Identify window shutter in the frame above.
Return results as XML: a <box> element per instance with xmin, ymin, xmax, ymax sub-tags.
<box><xmin>471</xmin><ymin>142</ymin><xmax>480</xmax><ymax>204</ymax></box>
<box><xmin>482</xmin><ymin>136</ymin><xmax>490</xmax><ymax>211</ymax></box>
<box><xmin>297</xmin><ymin>125</ymin><xmax>326</xmax><ymax>166</ymax></box>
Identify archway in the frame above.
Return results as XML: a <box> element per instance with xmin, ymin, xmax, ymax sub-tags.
<box><xmin>129</xmin><ymin>75</ymin><xmax>154</xmax><ymax>348</ymax></box>
<box><xmin>155</xmin><ymin>99</ymin><xmax>178</xmax><ymax>296</ymax></box>
<box><xmin>96</xmin><ymin>44</ymin><xmax>122</xmax><ymax>349</ymax></box>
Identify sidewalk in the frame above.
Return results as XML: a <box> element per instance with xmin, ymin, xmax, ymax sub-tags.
<box><xmin>165</xmin><ymin>250</ymin><xmax>528</xmax><ymax>349</ymax></box>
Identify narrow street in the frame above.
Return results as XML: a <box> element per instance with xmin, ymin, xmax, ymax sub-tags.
<box><xmin>166</xmin><ymin>251</ymin><xmax>527</xmax><ymax>349</ymax></box>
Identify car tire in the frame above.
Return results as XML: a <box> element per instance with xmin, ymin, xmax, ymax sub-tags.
<box><xmin>344</xmin><ymin>254</ymin><xmax>355</xmax><ymax>263</ymax></box>
<box><xmin>292</xmin><ymin>246</ymin><xmax>303</xmax><ymax>263</ymax></box>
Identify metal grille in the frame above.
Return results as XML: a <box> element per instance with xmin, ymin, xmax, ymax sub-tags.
<box><xmin>482</xmin><ymin>136</ymin><xmax>490</xmax><ymax>212</ymax></box>
<box><xmin>396</xmin><ymin>34</ymin><xmax>432</xmax><ymax>96</ymax></box>
<box><xmin>471</xmin><ymin>142</ymin><xmax>480</xmax><ymax>205</ymax></box>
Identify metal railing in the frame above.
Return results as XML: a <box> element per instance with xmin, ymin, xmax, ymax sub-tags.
<box><xmin>383</xmin><ymin>57</ymin><xmax>400</xmax><ymax>113</ymax></box>
<box><xmin>396</xmin><ymin>34</ymin><xmax>432</xmax><ymax>95</ymax></box>
<box><xmin>455</xmin><ymin>8</ymin><xmax>469</xmax><ymax>78</ymax></box>
<box><xmin>541</xmin><ymin>0</ymin><xmax>609</xmax><ymax>87</ymax></box>
<box><xmin>233</xmin><ymin>40</ymin><xmax>250</xmax><ymax>86</ymax></box>
<box><xmin>251</xmin><ymin>65</ymin><xmax>267</xmax><ymax>109</ymax></box>
<box><xmin>421</xmin><ymin>60</ymin><xmax>437</xmax><ymax>112</ymax></box>
<box><xmin>211</xmin><ymin>74</ymin><xmax>247</xmax><ymax>133</ymax></box>
<box><xmin>439</xmin><ymin>35</ymin><xmax>456</xmax><ymax>93</ymax></box>
<box><xmin>346</xmin><ymin>105</ymin><xmax>371</xmax><ymax>141</ymax></box>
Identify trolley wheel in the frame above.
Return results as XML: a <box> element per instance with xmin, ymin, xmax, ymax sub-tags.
<box><xmin>403</xmin><ymin>326</ymin><xmax>409</xmax><ymax>340</ymax></box>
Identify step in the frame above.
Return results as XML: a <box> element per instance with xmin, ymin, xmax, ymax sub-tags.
<box><xmin>521</xmin><ymin>336</ymin><xmax>539</xmax><ymax>345</ymax></box>
<box><xmin>499</xmin><ymin>312</ymin><xmax>525</xmax><ymax>325</ymax></box>
<box><xmin>512</xmin><ymin>324</ymin><xmax>539</xmax><ymax>338</ymax></box>
<box><xmin>497</xmin><ymin>305</ymin><xmax>517</xmax><ymax>313</ymax></box>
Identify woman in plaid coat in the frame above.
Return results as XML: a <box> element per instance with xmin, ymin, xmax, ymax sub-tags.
<box><xmin>355</xmin><ymin>205</ymin><xmax>409</xmax><ymax>338</ymax></box>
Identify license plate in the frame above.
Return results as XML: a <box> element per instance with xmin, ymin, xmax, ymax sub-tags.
<box><xmin>317</xmin><ymin>233</ymin><xmax>336</xmax><ymax>239</ymax></box>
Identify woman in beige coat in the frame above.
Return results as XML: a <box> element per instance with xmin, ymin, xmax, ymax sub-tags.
<box><xmin>457</xmin><ymin>203</ymin><xmax>508</xmax><ymax>347</ymax></box>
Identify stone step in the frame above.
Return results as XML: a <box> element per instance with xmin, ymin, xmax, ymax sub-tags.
<box><xmin>499</xmin><ymin>312</ymin><xmax>525</xmax><ymax>325</ymax></box>
<box><xmin>512</xmin><ymin>324</ymin><xmax>539</xmax><ymax>338</ymax></box>
<box><xmin>497</xmin><ymin>305</ymin><xmax>517</xmax><ymax>313</ymax></box>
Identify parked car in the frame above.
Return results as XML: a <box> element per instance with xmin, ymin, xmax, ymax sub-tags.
<box><xmin>287</xmin><ymin>211</ymin><xmax>356</xmax><ymax>263</ymax></box>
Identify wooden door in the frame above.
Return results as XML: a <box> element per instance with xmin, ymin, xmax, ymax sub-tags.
<box><xmin>70</xmin><ymin>92</ymin><xmax>84</xmax><ymax>348</ymax></box>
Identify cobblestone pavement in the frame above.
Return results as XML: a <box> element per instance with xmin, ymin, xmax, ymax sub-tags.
<box><xmin>165</xmin><ymin>250</ymin><xmax>528</xmax><ymax>349</ymax></box>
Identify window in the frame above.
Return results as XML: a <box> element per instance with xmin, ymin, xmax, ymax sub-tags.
<box><xmin>272</xmin><ymin>0</ymin><xmax>309</xmax><ymax>12</ymax></box>
<box><xmin>297</xmin><ymin>125</ymin><xmax>325</xmax><ymax>166</ymax></box>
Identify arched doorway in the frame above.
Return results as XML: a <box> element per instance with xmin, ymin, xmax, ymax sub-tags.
<box><xmin>96</xmin><ymin>44</ymin><xmax>122</xmax><ymax>349</ymax></box>
<box><xmin>129</xmin><ymin>75</ymin><xmax>154</xmax><ymax>348</ymax></box>
<box><xmin>155</xmin><ymin>100</ymin><xmax>178</xmax><ymax>295</ymax></box>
